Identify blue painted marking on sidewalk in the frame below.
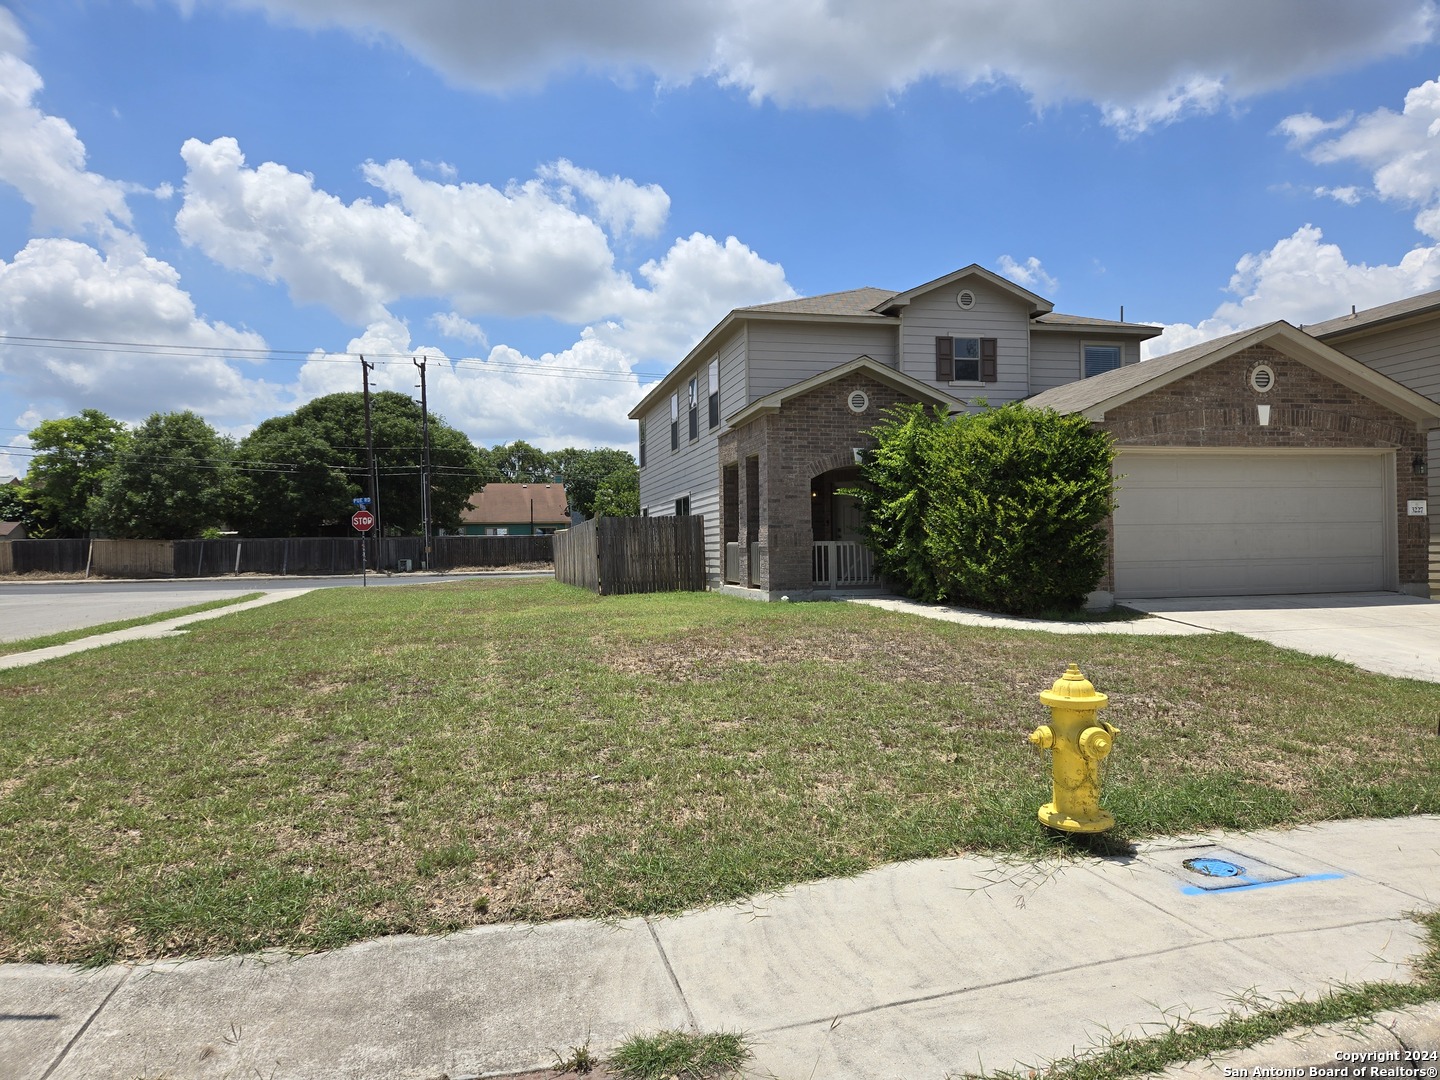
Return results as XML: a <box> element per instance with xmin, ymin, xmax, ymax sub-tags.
<box><xmin>1184</xmin><ymin>857</ymin><xmax>1243</xmax><ymax>877</ymax></box>
<box><xmin>1181</xmin><ymin>872</ymin><xmax>1343</xmax><ymax>896</ymax></box>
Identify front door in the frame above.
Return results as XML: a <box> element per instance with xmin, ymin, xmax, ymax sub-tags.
<box><xmin>831</xmin><ymin>493</ymin><xmax>864</xmax><ymax>541</ymax></box>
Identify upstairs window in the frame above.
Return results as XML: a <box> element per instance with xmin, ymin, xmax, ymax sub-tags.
<box><xmin>675</xmin><ymin>496</ymin><xmax>691</xmax><ymax>517</ymax></box>
<box><xmin>708</xmin><ymin>358</ymin><xmax>720</xmax><ymax>429</ymax></box>
<box><xmin>935</xmin><ymin>336</ymin><xmax>997</xmax><ymax>383</ymax></box>
<box><xmin>687</xmin><ymin>376</ymin><xmax>699</xmax><ymax>440</ymax></box>
<box><xmin>670</xmin><ymin>392</ymin><xmax>679</xmax><ymax>450</ymax></box>
<box><xmin>638</xmin><ymin>419</ymin><xmax>646</xmax><ymax>468</ymax></box>
<box><xmin>1083</xmin><ymin>344</ymin><xmax>1122</xmax><ymax>378</ymax></box>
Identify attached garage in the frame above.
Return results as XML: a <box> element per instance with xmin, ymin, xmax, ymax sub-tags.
<box><xmin>1112</xmin><ymin>449</ymin><xmax>1392</xmax><ymax>599</ymax></box>
<box><xmin>1025</xmin><ymin>321</ymin><xmax>1440</xmax><ymax>606</ymax></box>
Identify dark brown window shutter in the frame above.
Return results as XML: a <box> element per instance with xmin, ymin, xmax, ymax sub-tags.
<box><xmin>935</xmin><ymin>337</ymin><xmax>953</xmax><ymax>381</ymax></box>
<box><xmin>980</xmin><ymin>338</ymin><xmax>998</xmax><ymax>382</ymax></box>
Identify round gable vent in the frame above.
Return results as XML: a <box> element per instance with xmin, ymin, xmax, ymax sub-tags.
<box><xmin>956</xmin><ymin>289</ymin><xmax>976</xmax><ymax>309</ymax></box>
<box><xmin>1250</xmin><ymin>364</ymin><xmax>1275</xmax><ymax>393</ymax></box>
<box><xmin>848</xmin><ymin>389</ymin><xmax>870</xmax><ymax>414</ymax></box>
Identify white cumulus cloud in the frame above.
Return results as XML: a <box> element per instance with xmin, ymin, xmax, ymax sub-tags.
<box><xmin>538</xmin><ymin>159</ymin><xmax>671</xmax><ymax>240</ymax></box>
<box><xmin>296</xmin><ymin>318</ymin><xmax>644</xmax><ymax>451</ymax></box>
<box><xmin>0</xmin><ymin>9</ymin><xmax>134</xmax><ymax>240</ymax></box>
<box><xmin>997</xmin><ymin>255</ymin><xmax>1058</xmax><ymax>295</ymax></box>
<box><xmin>0</xmin><ymin>238</ymin><xmax>279</xmax><ymax>426</ymax></box>
<box><xmin>1145</xmin><ymin>225</ymin><xmax>1440</xmax><ymax>357</ymax></box>
<box><xmin>429</xmin><ymin>312</ymin><xmax>488</xmax><ymax>347</ymax></box>
<box><xmin>175</xmin><ymin>138</ymin><xmax>793</xmax><ymax>364</ymax></box>
<box><xmin>186</xmin><ymin>0</ymin><xmax>1436</xmax><ymax>132</ymax></box>
<box><xmin>1283</xmin><ymin>76</ymin><xmax>1440</xmax><ymax>236</ymax></box>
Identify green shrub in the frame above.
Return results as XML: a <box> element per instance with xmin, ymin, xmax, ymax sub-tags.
<box><xmin>854</xmin><ymin>402</ymin><xmax>1114</xmax><ymax>615</ymax></box>
<box><xmin>847</xmin><ymin>403</ymin><xmax>949</xmax><ymax>601</ymax></box>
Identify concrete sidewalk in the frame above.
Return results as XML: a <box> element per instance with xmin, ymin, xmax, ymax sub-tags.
<box><xmin>0</xmin><ymin>590</ymin><xmax>314</xmax><ymax>670</ymax></box>
<box><xmin>4</xmin><ymin>817</ymin><xmax>1436</xmax><ymax>1079</ymax></box>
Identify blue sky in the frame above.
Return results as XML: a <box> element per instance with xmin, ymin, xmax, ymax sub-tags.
<box><xmin>5</xmin><ymin>1</ymin><xmax>1440</xmax><ymax>476</ymax></box>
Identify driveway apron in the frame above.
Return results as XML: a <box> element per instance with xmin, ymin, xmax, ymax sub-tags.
<box><xmin>1127</xmin><ymin>591</ymin><xmax>1440</xmax><ymax>682</ymax></box>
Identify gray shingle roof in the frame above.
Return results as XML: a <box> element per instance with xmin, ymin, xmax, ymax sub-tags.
<box><xmin>1033</xmin><ymin>312</ymin><xmax>1163</xmax><ymax>336</ymax></box>
<box><xmin>738</xmin><ymin>287</ymin><xmax>897</xmax><ymax>317</ymax></box>
<box><xmin>460</xmin><ymin>483</ymin><xmax>569</xmax><ymax>526</ymax></box>
<box><xmin>1305</xmin><ymin>288</ymin><xmax>1440</xmax><ymax>338</ymax></box>
<box><xmin>1025</xmin><ymin>326</ymin><xmax>1257</xmax><ymax>415</ymax></box>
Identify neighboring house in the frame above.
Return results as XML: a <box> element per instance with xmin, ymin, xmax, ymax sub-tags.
<box><xmin>630</xmin><ymin>264</ymin><xmax>1161</xmax><ymax>599</ymax></box>
<box><xmin>1303</xmin><ymin>291</ymin><xmax>1440</xmax><ymax>544</ymax></box>
<box><xmin>1029</xmin><ymin>321</ymin><xmax>1440</xmax><ymax>605</ymax></box>
<box><xmin>457</xmin><ymin>483</ymin><xmax>569</xmax><ymax>536</ymax></box>
<box><xmin>1</xmin><ymin>476</ymin><xmax>23</xmax><ymax>541</ymax></box>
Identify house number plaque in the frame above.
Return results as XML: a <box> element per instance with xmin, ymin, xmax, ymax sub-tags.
<box><xmin>1408</xmin><ymin>500</ymin><xmax>1428</xmax><ymax>516</ymax></box>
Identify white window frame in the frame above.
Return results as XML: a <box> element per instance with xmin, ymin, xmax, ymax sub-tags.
<box><xmin>951</xmin><ymin>336</ymin><xmax>983</xmax><ymax>383</ymax></box>
<box><xmin>707</xmin><ymin>357</ymin><xmax>720</xmax><ymax>429</ymax></box>
<box><xmin>1082</xmin><ymin>341</ymin><xmax>1124</xmax><ymax>378</ymax></box>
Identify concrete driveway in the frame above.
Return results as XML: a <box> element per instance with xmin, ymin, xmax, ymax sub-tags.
<box><xmin>1127</xmin><ymin>592</ymin><xmax>1440</xmax><ymax>682</ymax></box>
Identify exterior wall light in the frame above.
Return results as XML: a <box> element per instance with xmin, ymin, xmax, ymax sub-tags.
<box><xmin>1414</xmin><ymin>454</ymin><xmax>1428</xmax><ymax>476</ymax></box>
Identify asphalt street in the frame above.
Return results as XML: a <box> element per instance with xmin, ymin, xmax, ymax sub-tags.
<box><xmin>0</xmin><ymin>572</ymin><xmax>539</xmax><ymax>642</ymax></box>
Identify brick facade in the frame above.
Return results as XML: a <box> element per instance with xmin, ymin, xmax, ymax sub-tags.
<box><xmin>1093</xmin><ymin>344</ymin><xmax>1429</xmax><ymax>593</ymax></box>
<box><xmin>718</xmin><ymin>371</ymin><xmax>923</xmax><ymax>595</ymax></box>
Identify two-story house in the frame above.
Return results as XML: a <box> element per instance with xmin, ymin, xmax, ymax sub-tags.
<box><xmin>629</xmin><ymin>264</ymin><xmax>1160</xmax><ymax>599</ymax></box>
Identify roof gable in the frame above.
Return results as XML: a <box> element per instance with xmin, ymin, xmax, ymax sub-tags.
<box><xmin>875</xmin><ymin>264</ymin><xmax>1053</xmax><ymax>317</ymax></box>
<box><xmin>725</xmin><ymin>355</ymin><xmax>959</xmax><ymax>428</ymax></box>
<box><xmin>1025</xmin><ymin>321</ymin><xmax>1440</xmax><ymax>425</ymax></box>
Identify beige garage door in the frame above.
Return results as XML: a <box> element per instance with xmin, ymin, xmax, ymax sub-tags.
<box><xmin>1112</xmin><ymin>450</ymin><xmax>1392</xmax><ymax>599</ymax></box>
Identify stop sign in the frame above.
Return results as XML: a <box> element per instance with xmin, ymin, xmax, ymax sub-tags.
<box><xmin>351</xmin><ymin>509</ymin><xmax>375</xmax><ymax>532</ymax></box>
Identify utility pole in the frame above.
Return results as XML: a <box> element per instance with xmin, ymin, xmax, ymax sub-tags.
<box><xmin>413</xmin><ymin>356</ymin><xmax>432</xmax><ymax>570</ymax></box>
<box><xmin>361</xmin><ymin>356</ymin><xmax>381</xmax><ymax>562</ymax></box>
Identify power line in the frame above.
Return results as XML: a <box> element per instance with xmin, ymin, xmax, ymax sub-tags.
<box><xmin>0</xmin><ymin>333</ymin><xmax>665</xmax><ymax>384</ymax></box>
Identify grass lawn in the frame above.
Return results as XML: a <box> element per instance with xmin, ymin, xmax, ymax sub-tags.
<box><xmin>1</xmin><ymin>577</ymin><xmax>1437</xmax><ymax>966</ymax></box>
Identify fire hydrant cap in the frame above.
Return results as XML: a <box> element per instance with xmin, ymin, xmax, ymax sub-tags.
<box><xmin>1037</xmin><ymin>663</ymin><xmax>1108</xmax><ymax>709</ymax></box>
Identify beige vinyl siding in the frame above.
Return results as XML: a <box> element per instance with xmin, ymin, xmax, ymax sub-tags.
<box><xmin>635</xmin><ymin>325</ymin><xmax>747</xmax><ymax>582</ymax></box>
<box><xmin>1331</xmin><ymin>324</ymin><xmax>1440</xmax><ymax>398</ymax></box>
<box><xmin>899</xmin><ymin>279</ymin><xmax>1029</xmax><ymax>403</ymax></box>
<box><xmin>745</xmin><ymin>322</ymin><xmax>897</xmax><ymax>405</ymax></box>
<box><xmin>719</xmin><ymin>325</ymin><xmax>748</xmax><ymax>423</ymax></box>
<box><xmin>1028</xmin><ymin>333</ymin><xmax>1142</xmax><ymax>395</ymax></box>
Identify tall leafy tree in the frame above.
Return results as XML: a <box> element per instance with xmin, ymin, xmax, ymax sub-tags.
<box><xmin>0</xmin><ymin>481</ymin><xmax>42</xmax><ymax>534</ymax></box>
<box><xmin>95</xmin><ymin>411</ymin><xmax>232</xmax><ymax>539</ymax></box>
<box><xmin>229</xmin><ymin>392</ymin><xmax>483</xmax><ymax>536</ymax></box>
<box><xmin>23</xmin><ymin>409</ymin><xmax>130</xmax><ymax>537</ymax></box>
<box><xmin>550</xmin><ymin>447</ymin><xmax>636</xmax><ymax>519</ymax></box>
<box><xmin>590</xmin><ymin>464</ymin><xmax>640</xmax><ymax>517</ymax></box>
<box><xmin>486</xmin><ymin>440</ymin><xmax>554</xmax><ymax>483</ymax></box>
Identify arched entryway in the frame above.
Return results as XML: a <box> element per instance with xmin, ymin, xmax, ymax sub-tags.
<box><xmin>810</xmin><ymin>466</ymin><xmax>878</xmax><ymax>589</ymax></box>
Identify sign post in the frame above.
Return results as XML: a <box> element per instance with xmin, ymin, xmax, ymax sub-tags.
<box><xmin>352</xmin><ymin>508</ymin><xmax>375</xmax><ymax>586</ymax></box>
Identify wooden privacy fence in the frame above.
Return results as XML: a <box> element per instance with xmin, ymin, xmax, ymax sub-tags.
<box><xmin>554</xmin><ymin>515</ymin><xmax>706</xmax><ymax>595</ymax></box>
<box><xmin>0</xmin><ymin>534</ymin><xmax>553</xmax><ymax>578</ymax></box>
<box><xmin>0</xmin><ymin>538</ymin><xmax>88</xmax><ymax>575</ymax></box>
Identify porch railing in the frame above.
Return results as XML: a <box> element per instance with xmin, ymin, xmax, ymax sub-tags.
<box><xmin>812</xmin><ymin>540</ymin><xmax>879</xmax><ymax>590</ymax></box>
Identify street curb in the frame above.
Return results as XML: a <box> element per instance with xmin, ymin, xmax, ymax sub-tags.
<box><xmin>1149</xmin><ymin>1000</ymin><xmax>1440</xmax><ymax>1077</ymax></box>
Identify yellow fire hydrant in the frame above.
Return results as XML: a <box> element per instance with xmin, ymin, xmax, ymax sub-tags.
<box><xmin>1028</xmin><ymin>664</ymin><xmax>1119</xmax><ymax>834</ymax></box>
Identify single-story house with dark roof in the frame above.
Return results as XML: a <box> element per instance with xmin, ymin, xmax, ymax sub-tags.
<box><xmin>457</xmin><ymin>482</ymin><xmax>570</xmax><ymax>536</ymax></box>
<box><xmin>1027</xmin><ymin>321</ymin><xmax>1440</xmax><ymax>605</ymax></box>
